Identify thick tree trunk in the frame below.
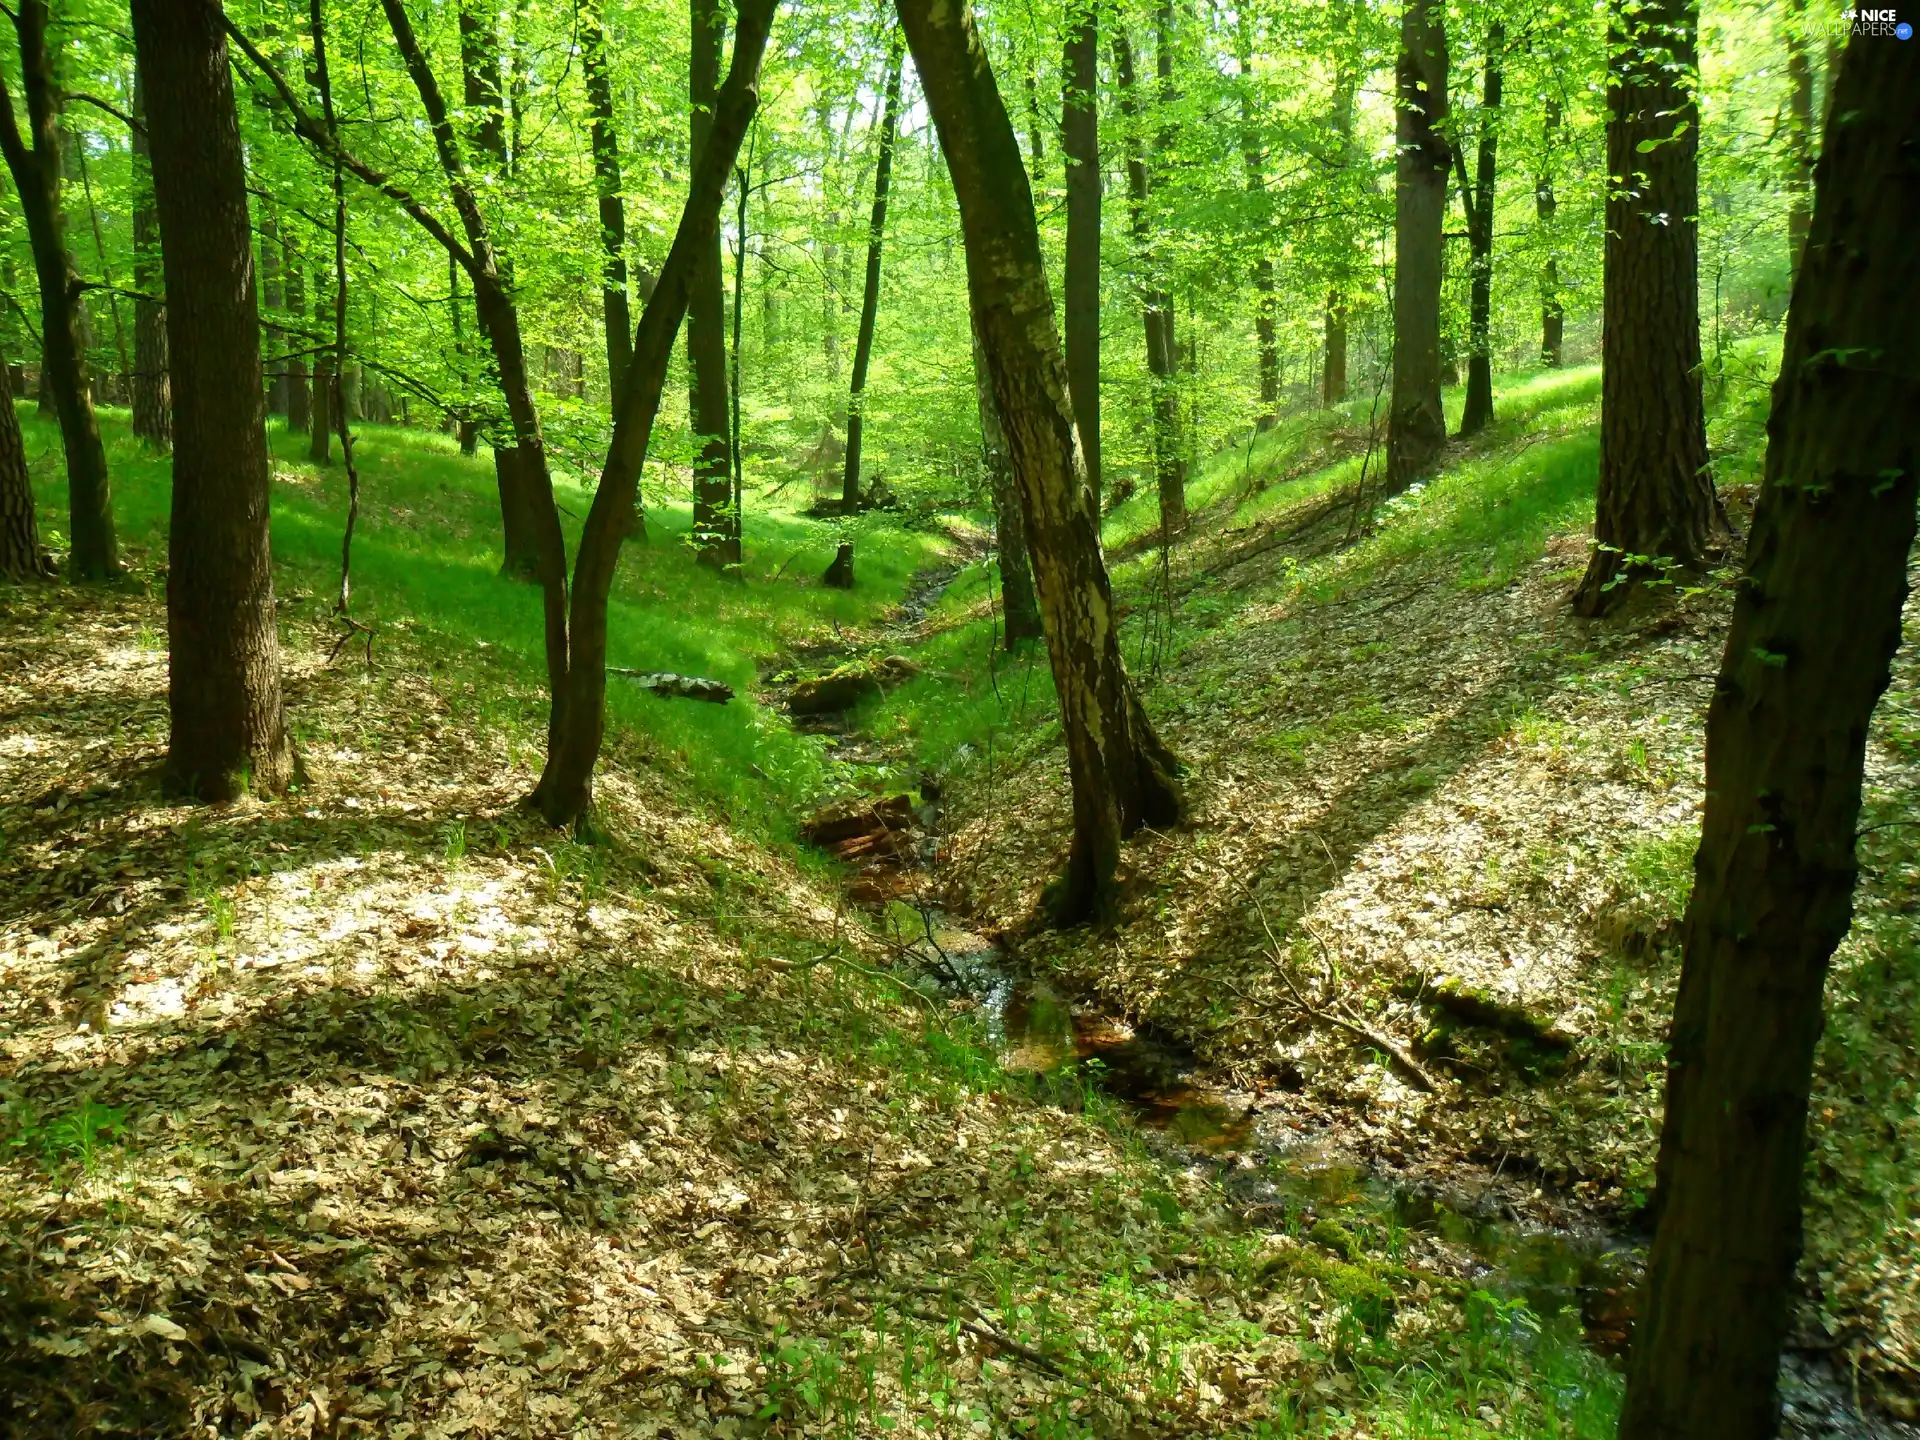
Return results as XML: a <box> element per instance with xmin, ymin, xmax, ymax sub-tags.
<box><xmin>842</xmin><ymin>32</ymin><xmax>905</xmax><ymax>513</ymax></box>
<box><xmin>1236</xmin><ymin>13</ymin><xmax>1277</xmax><ymax>430</ymax></box>
<box><xmin>493</xmin><ymin>444</ymin><xmax>539</xmax><ymax>578</ymax></box>
<box><xmin>133</xmin><ymin>0</ymin><xmax>293</xmax><ymax>802</ymax></box>
<box><xmin>1619</xmin><ymin>39</ymin><xmax>1919</xmax><ymax>1436</ymax></box>
<box><xmin>1061</xmin><ymin>0</ymin><xmax>1100</xmax><ymax>504</ymax></box>
<box><xmin>688</xmin><ymin>0</ymin><xmax>739</xmax><ymax>567</ymax></box>
<box><xmin>1457</xmin><ymin>22</ymin><xmax>1502</xmax><ymax>439</ymax></box>
<box><xmin>130</xmin><ymin>67</ymin><xmax>170</xmax><ymax>451</ymax></box>
<box><xmin>900</xmin><ymin>0</ymin><xmax>1182</xmax><ymax>924</ymax></box>
<box><xmin>0</xmin><ymin>336</ymin><xmax>51</xmax><ymax>580</ymax></box>
<box><xmin>0</xmin><ymin>0</ymin><xmax>117</xmax><ymax>579</ymax></box>
<box><xmin>973</xmin><ymin>327</ymin><xmax>1041</xmax><ymax>646</ymax></box>
<box><xmin>1784</xmin><ymin>0</ymin><xmax>1813</xmax><ymax>280</ymax></box>
<box><xmin>1112</xmin><ymin>27</ymin><xmax>1185</xmax><ymax>538</ymax></box>
<box><xmin>1385</xmin><ymin>0</ymin><xmax>1449</xmax><ymax>492</ymax></box>
<box><xmin>580</xmin><ymin>0</ymin><xmax>632</xmax><ymax>398</ymax></box>
<box><xmin>530</xmin><ymin>0</ymin><xmax>776</xmax><ymax>826</ymax></box>
<box><xmin>1571</xmin><ymin>0</ymin><xmax>1721</xmax><ymax>615</ymax></box>
<box><xmin>1536</xmin><ymin>95</ymin><xmax>1563</xmax><ymax>367</ymax></box>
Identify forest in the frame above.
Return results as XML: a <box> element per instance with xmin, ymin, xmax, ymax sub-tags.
<box><xmin>0</xmin><ymin>0</ymin><xmax>1915</xmax><ymax>1433</ymax></box>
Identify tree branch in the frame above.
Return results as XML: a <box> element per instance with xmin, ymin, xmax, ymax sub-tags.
<box><xmin>63</xmin><ymin>91</ymin><xmax>141</xmax><ymax>134</ymax></box>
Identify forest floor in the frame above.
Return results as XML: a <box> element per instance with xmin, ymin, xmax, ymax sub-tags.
<box><xmin>2</xmin><ymin>366</ymin><xmax>1916</xmax><ymax>1439</ymax></box>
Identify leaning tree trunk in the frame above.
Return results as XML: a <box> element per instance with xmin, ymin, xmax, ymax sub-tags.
<box><xmin>1112</xmin><ymin>25</ymin><xmax>1185</xmax><ymax>538</ymax></box>
<box><xmin>1536</xmin><ymin>94</ymin><xmax>1564</xmax><ymax>367</ymax></box>
<box><xmin>530</xmin><ymin>0</ymin><xmax>776</xmax><ymax>827</ymax></box>
<box><xmin>1619</xmin><ymin>37</ymin><xmax>1919</xmax><ymax>1437</ymax></box>
<box><xmin>1235</xmin><ymin>11</ymin><xmax>1277</xmax><ymax>431</ymax></box>
<box><xmin>841</xmin><ymin>31</ymin><xmax>905</xmax><ymax>513</ymax></box>
<box><xmin>132</xmin><ymin>0</ymin><xmax>294</xmax><ymax>801</ymax></box>
<box><xmin>1061</xmin><ymin>0</ymin><xmax>1101</xmax><ymax>504</ymax></box>
<box><xmin>0</xmin><ymin>0</ymin><xmax>117</xmax><ymax>579</ymax></box>
<box><xmin>899</xmin><ymin>0</ymin><xmax>1182</xmax><ymax>924</ymax></box>
<box><xmin>688</xmin><ymin>0</ymin><xmax>739</xmax><ymax>567</ymax></box>
<box><xmin>1457</xmin><ymin>22</ymin><xmax>1502</xmax><ymax>439</ymax></box>
<box><xmin>130</xmin><ymin>66</ymin><xmax>170</xmax><ymax>450</ymax></box>
<box><xmin>1783</xmin><ymin>0</ymin><xmax>1813</xmax><ymax>280</ymax></box>
<box><xmin>1385</xmin><ymin>0</ymin><xmax>1449</xmax><ymax>492</ymax></box>
<box><xmin>0</xmin><ymin>336</ymin><xmax>51</xmax><ymax>580</ymax></box>
<box><xmin>973</xmin><ymin>326</ymin><xmax>1041</xmax><ymax>646</ymax></box>
<box><xmin>1571</xmin><ymin>0</ymin><xmax>1721</xmax><ymax>615</ymax></box>
<box><xmin>580</xmin><ymin>0</ymin><xmax>631</xmax><ymax>398</ymax></box>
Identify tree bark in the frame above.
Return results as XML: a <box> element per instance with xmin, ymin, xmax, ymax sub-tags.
<box><xmin>842</xmin><ymin>31</ymin><xmax>905</xmax><ymax>513</ymax></box>
<box><xmin>130</xmin><ymin>66</ymin><xmax>171</xmax><ymax>450</ymax></box>
<box><xmin>0</xmin><ymin>334</ymin><xmax>51</xmax><ymax>580</ymax></box>
<box><xmin>1783</xmin><ymin>0</ymin><xmax>1813</xmax><ymax>280</ymax></box>
<box><xmin>1571</xmin><ymin>0</ymin><xmax>1721</xmax><ymax>615</ymax></box>
<box><xmin>1536</xmin><ymin>94</ymin><xmax>1563</xmax><ymax>367</ymax></box>
<box><xmin>1385</xmin><ymin>0</ymin><xmax>1449</xmax><ymax>492</ymax></box>
<box><xmin>688</xmin><ymin>0</ymin><xmax>740</xmax><ymax>567</ymax></box>
<box><xmin>1618</xmin><ymin>38</ymin><xmax>1919</xmax><ymax>1436</ymax></box>
<box><xmin>133</xmin><ymin>0</ymin><xmax>293</xmax><ymax>802</ymax></box>
<box><xmin>1323</xmin><ymin>63</ymin><xmax>1356</xmax><ymax>408</ymax></box>
<box><xmin>1235</xmin><ymin>12</ymin><xmax>1277</xmax><ymax>430</ymax></box>
<box><xmin>1112</xmin><ymin>25</ymin><xmax>1185</xmax><ymax>538</ymax></box>
<box><xmin>530</xmin><ymin>0</ymin><xmax>776</xmax><ymax>826</ymax></box>
<box><xmin>580</xmin><ymin>0</ymin><xmax>632</xmax><ymax>398</ymax></box>
<box><xmin>0</xmin><ymin>0</ymin><xmax>117</xmax><ymax>579</ymax></box>
<box><xmin>973</xmin><ymin>327</ymin><xmax>1041</xmax><ymax>646</ymax></box>
<box><xmin>900</xmin><ymin>0</ymin><xmax>1182</xmax><ymax>924</ymax></box>
<box><xmin>1061</xmin><ymin>0</ymin><xmax>1100</xmax><ymax>504</ymax></box>
<box><xmin>1457</xmin><ymin>22</ymin><xmax>1502</xmax><ymax>438</ymax></box>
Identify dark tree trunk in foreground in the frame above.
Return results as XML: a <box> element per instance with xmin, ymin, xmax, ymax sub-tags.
<box><xmin>580</xmin><ymin>0</ymin><xmax>632</xmax><ymax>399</ymax></box>
<box><xmin>130</xmin><ymin>68</ymin><xmax>170</xmax><ymax>451</ymax></box>
<box><xmin>133</xmin><ymin>0</ymin><xmax>293</xmax><ymax>801</ymax></box>
<box><xmin>1385</xmin><ymin>0</ymin><xmax>1449</xmax><ymax>491</ymax></box>
<box><xmin>1</xmin><ymin>337</ymin><xmax>51</xmax><ymax>580</ymax></box>
<box><xmin>1113</xmin><ymin>25</ymin><xmax>1185</xmax><ymax>538</ymax></box>
<box><xmin>842</xmin><ymin>31</ymin><xmax>905</xmax><ymax>513</ymax></box>
<box><xmin>1536</xmin><ymin>95</ymin><xmax>1564</xmax><ymax>367</ymax></box>
<box><xmin>1783</xmin><ymin>0</ymin><xmax>1813</xmax><ymax>280</ymax></box>
<box><xmin>689</xmin><ymin>0</ymin><xmax>740</xmax><ymax>567</ymax></box>
<box><xmin>1061</xmin><ymin>0</ymin><xmax>1100</xmax><ymax>504</ymax></box>
<box><xmin>1571</xmin><ymin>0</ymin><xmax>1721</xmax><ymax>615</ymax></box>
<box><xmin>973</xmin><ymin>326</ymin><xmax>1041</xmax><ymax>646</ymax></box>
<box><xmin>1619</xmin><ymin>39</ymin><xmax>1919</xmax><ymax>1436</ymax></box>
<box><xmin>1457</xmin><ymin>22</ymin><xmax>1502</xmax><ymax>439</ymax></box>
<box><xmin>900</xmin><ymin>0</ymin><xmax>1182</xmax><ymax>923</ymax></box>
<box><xmin>1236</xmin><ymin>12</ymin><xmax>1277</xmax><ymax>430</ymax></box>
<box><xmin>0</xmin><ymin>0</ymin><xmax>117</xmax><ymax>579</ymax></box>
<box><xmin>530</xmin><ymin>0</ymin><xmax>776</xmax><ymax>826</ymax></box>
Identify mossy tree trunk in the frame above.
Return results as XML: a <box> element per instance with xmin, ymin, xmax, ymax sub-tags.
<box><xmin>973</xmin><ymin>327</ymin><xmax>1041</xmax><ymax>646</ymax></box>
<box><xmin>1061</xmin><ymin>0</ymin><xmax>1101</xmax><ymax>503</ymax></box>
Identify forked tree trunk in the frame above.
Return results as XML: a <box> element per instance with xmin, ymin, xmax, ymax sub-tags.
<box><xmin>688</xmin><ymin>0</ymin><xmax>739</xmax><ymax>567</ymax></box>
<box><xmin>132</xmin><ymin>0</ymin><xmax>293</xmax><ymax>802</ymax></box>
<box><xmin>973</xmin><ymin>327</ymin><xmax>1041</xmax><ymax>646</ymax></box>
<box><xmin>580</xmin><ymin>0</ymin><xmax>632</xmax><ymax>398</ymax></box>
<box><xmin>130</xmin><ymin>67</ymin><xmax>170</xmax><ymax>451</ymax></box>
<box><xmin>1571</xmin><ymin>0</ymin><xmax>1721</xmax><ymax>615</ymax></box>
<box><xmin>1536</xmin><ymin>94</ymin><xmax>1563</xmax><ymax>367</ymax></box>
<box><xmin>530</xmin><ymin>0</ymin><xmax>776</xmax><ymax>826</ymax></box>
<box><xmin>899</xmin><ymin>0</ymin><xmax>1182</xmax><ymax>924</ymax></box>
<box><xmin>1060</xmin><ymin>0</ymin><xmax>1100</xmax><ymax>503</ymax></box>
<box><xmin>1235</xmin><ymin>12</ymin><xmax>1277</xmax><ymax>430</ymax></box>
<box><xmin>1619</xmin><ymin>38</ymin><xmax>1918</xmax><ymax>1435</ymax></box>
<box><xmin>0</xmin><ymin>337</ymin><xmax>51</xmax><ymax>580</ymax></box>
<box><xmin>1457</xmin><ymin>22</ymin><xmax>1502</xmax><ymax>439</ymax></box>
<box><xmin>1385</xmin><ymin>0</ymin><xmax>1449</xmax><ymax>492</ymax></box>
<box><xmin>0</xmin><ymin>0</ymin><xmax>117</xmax><ymax>579</ymax></box>
<box><xmin>842</xmin><ymin>32</ymin><xmax>905</xmax><ymax>513</ymax></box>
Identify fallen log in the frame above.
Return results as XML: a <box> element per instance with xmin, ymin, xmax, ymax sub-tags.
<box><xmin>610</xmin><ymin>669</ymin><xmax>735</xmax><ymax>703</ymax></box>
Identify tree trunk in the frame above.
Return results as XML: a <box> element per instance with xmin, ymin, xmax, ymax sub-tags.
<box><xmin>308</xmin><ymin>286</ymin><xmax>333</xmax><ymax>463</ymax></box>
<box><xmin>1235</xmin><ymin>12</ymin><xmax>1277</xmax><ymax>430</ymax></box>
<box><xmin>1061</xmin><ymin>0</ymin><xmax>1100</xmax><ymax>504</ymax></box>
<box><xmin>1323</xmin><ymin>50</ymin><xmax>1355</xmax><ymax>408</ymax></box>
<box><xmin>0</xmin><ymin>335</ymin><xmax>50</xmax><ymax>580</ymax></box>
<box><xmin>580</xmin><ymin>0</ymin><xmax>632</xmax><ymax>398</ymax></box>
<box><xmin>0</xmin><ymin>0</ymin><xmax>117</xmax><ymax>579</ymax></box>
<box><xmin>1385</xmin><ymin>0</ymin><xmax>1449</xmax><ymax>492</ymax></box>
<box><xmin>1457</xmin><ymin>22</ymin><xmax>1502</xmax><ymax>439</ymax></box>
<box><xmin>973</xmin><ymin>327</ymin><xmax>1041</xmax><ymax>646</ymax></box>
<box><xmin>688</xmin><ymin>0</ymin><xmax>739</xmax><ymax>567</ymax></box>
<box><xmin>842</xmin><ymin>31</ymin><xmax>905</xmax><ymax>513</ymax></box>
<box><xmin>1112</xmin><ymin>26</ymin><xmax>1185</xmax><ymax>538</ymax></box>
<box><xmin>1571</xmin><ymin>0</ymin><xmax>1721</xmax><ymax>615</ymax></box>
<box><xmin>130</xmin><ymin>66</ymin><xmax>171</xmax><ymax>450</ymax></box>
<box><xmin>530</xmin><ymin>0</ymin><xmax>776</xmax><ymax>827</ymax></box>
<box><xmin>1784</xmin><ymin>0</ymin><xmax>1814</xmax><ymax>280</ymax></box>
<box><xmin>1536</xmin><ymin>95</ymin><xmax>1563</xmax><ymax>367</ymax></box>
<box><xmin>1619</xmin><ymin>38</ymin><xmax>1919</xmax><ymax>1435</ymax></box>
<box><xmin>493</xmin><ymin>443</ymin><xmax>539</xmax><ymax>578</ymax></box>
<box><xmin>284</xmin><ymin>238</ymin><xmax>309</xmax><ymax>432</ymax></box>
<box><xmin>132</xmin><ymin>0</ymin><xmax>293</xmax><ymax>801</ymax></box>
<box><xmin>260</xmin><ymin>203</ymin><xmax>287</xmax><ymax>414</ymax></box>
<box><xmin>1323</xmin><ymin>295</ymin><xmax>1348</xmax><ymax>406</ymax></box>
<box><xmin>900</xmin><ymin>0</ymin><xmax>1182</xmax><ymax>924</ymax></box>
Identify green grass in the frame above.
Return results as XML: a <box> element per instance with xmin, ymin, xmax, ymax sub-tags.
<box><xmin>20</xmin><ymin>404</ymin><xmax>948</xmax><ymax>835</ymax></box>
